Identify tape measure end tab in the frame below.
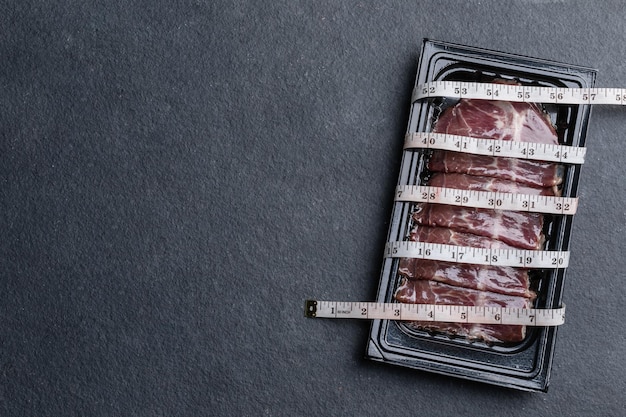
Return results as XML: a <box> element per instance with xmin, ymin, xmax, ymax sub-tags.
<box><xmin>304</xmin><ymin>300</ymin><xmax>318</xmax><ymax>318</ymax></box>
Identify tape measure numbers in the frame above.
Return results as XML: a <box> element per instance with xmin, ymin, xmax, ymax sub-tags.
<box><xmin>405</xmin><ymin>132</ymin><xmax>586</xmax><ymax>164</ymax></box>
<box><xmin>396</xmin><ymin>185</ymin><xmax>577</xmax><ymax>215</ymax></box>
<box><xmin>305</xmin><ymin>300</ymin><xmax>565</xmax><ymax>326</ymax></box>
<box><xmin>307</xmin><ymin>81</ymin><xmax>593</xmax><ymax>330</ymax></box>
<box><xmin>413</xmin><ymin>81</ymin><xmax>625</xmax><ymax>105</ymax></box>
<box><xmin>384</xmin><ymin>241</ymin><xmax>569</xmax><ymax>268</ymax></box>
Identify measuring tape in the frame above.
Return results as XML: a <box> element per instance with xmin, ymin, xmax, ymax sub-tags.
<box><xmin>384</xmin><ymin>241</ymin><xmax>568</xmax><ymax>268</ymax></box>
<box><xmin>405</xmin><ymin>132</ymin><xmax>586</xmax><ymax>164</ymax></box>
<box><xmin>413</xmin><ymin>81</ymin><xmax>626</xmax><ymax>105</ymax></box>
<box><xmin>395</xmin><ymin>185</ymin><xmax>577</xmax><ymax>214</ymax></box>
<box><xmin>308</xmin><ymin>81</ymin><xmax>595</xmax><ymax>330</ymax></box>
<box><xmin>305</xmin><ymin>300</ymin><xmax>565</xmax><ymax>326</ymax></box>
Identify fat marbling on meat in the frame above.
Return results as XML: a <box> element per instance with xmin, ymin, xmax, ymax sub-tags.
<box><xmin>428</xmin><ymin>150</ymin><xmax>563</xmax><ymax>189</ymax></box>
<box><xmin>429</xmin><ymin>87</ymin><xmax>563</xmax><ymax>189</ymax></box>
<box><xmin>433</xmin><ymin>96</ymin><xmax>558</xmax><ymax>144</ymax></box>
<box><xmin>398</xmin><ymin>259</ymin><xmax>535</xmax><ymax>299</ymax></box>
<box><xmin>427</xmin><ymin>172</ymin><xmax>559</xmax><ymax>196</ymax></box>
<box><xmin>394</xmin><ymin>278</ymin><xmax>531</xmax><ymax>343</ymax></box>
<box><xmin>395</xmin><ymin>86</ymin><xmax>559</xmax><ymax>344</ymax></box>
<box><xmin>412</xmin><ymin>204</ymin><xmax>544</xmax><ymax>250</ymax></box>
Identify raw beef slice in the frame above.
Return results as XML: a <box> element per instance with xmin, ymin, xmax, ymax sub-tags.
<box><xmin>398</xmin><ymin>259</ymin><xmax>535</xmax><ymax>299</ymax></box>
<box><xmin>433</xmin><ymin>96</ymin><xmax>558</xmax><ymax>144</ymax></box>
<box><xmin>427</xmin><ymin>172</ymin><xmax>559</xmax><ymax>196</ymax></box>
<box><xmin>412</xmin><ymin>204</ymin><xmax>544</xmax><ymax>250</ymax></box>
<box><xmin>394</xmin><ymin>279</ymin><xmax>530</xmax><ymax>343</ymax></box>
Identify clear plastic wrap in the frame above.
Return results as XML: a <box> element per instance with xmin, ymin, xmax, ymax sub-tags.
<box><xmin>366</xmin><ymin>39</ymin><xmax>595</xmax><ymax>392</ymax></box>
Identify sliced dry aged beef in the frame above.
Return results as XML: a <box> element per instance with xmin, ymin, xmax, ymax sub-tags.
<box><xmin>412</xmin><ymin>204</ymin><xmax>544</xmax><ymax>250</ymax></box>
<box><xmin>394</xmin><ymin>89</ymin><xmax>562</xmax><ymax>344</ymax></box>
<box><xmin>430</xmin><ymin>91</ymin><xmax>563</xmax><ymax>189</ymax></box>
<box><xmin>427</xmin><ymin>172</ymin><xmax>558</xmax><ymax>196</ymax></box>
<box><xmin>394</xmin><ymin>279</ymin><xmax>530</xmax><ymax>343</ymax></box>
<box><xmin>398</xmin><ymin>259</ymin><xmax>535</xmax><ymax>299</ymax></box>
<box><xmin>433</xmin><ymin>95</ymin><xmax>559</xmax><ymax>144</ymax></box>
<box><xmin>409</xmin><ymin>225</ymin><xmax>519</xmax><ymax>249</ymax></box>
<box><xmin>428</xmin><ymin>151</ymin><xmax>563</xmax><ymax>189</ymax></box>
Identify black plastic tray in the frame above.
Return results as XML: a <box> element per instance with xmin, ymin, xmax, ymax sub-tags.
<box><xmin>366</xmin><ymin>39</ymin><xmax>596</xmax><ymax>392</ymax></box>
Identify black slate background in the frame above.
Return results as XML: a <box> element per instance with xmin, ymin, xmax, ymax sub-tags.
<box><xmin>2</xmin><ymin>1</ymin><xmax>625</xmax><ymax>415</ymax></box>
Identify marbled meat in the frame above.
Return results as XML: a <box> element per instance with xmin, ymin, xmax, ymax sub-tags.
<box><xmin>394</xmin><ymin>278</ymin><xmax>530</xmax><ymax>343</ymax></box>
<box><xmin>412</xmin><ymin>204</ymin><xmax>544</xmax><ymax>250</ymax></box>
<box><xmin>409</xmin><ymin>225</ymin><xmax>518</xmax><ymax>250</ymax></box>
<box><xmin>428</xmin><ymin>172</ymin><xmax>558</xmax><ymax>196</ymax></box>
<box><xmin>428</xmin><ymin>150</ymin><xmax>563</xmax><ymax>188</ymax></box>
<box><xmin>433</xmin><ymin>96</ymin><xmax>558</xmax><ymax>144</ymax></box>
<box><xmin>398</xmin><ymin>259</ymin><xmax>535</xmax><ymax>299</ymax></box>
<box><xmin>395</xmin><ymin>88</ymin><xmax>560</xmax><ymax>344</ymax></box>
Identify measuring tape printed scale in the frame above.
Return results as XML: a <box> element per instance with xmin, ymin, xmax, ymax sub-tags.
<box><xmin>405</xmin><ymin>132</ymin><xmax>587</xmax><ymax>164</ymax></box>
<box><xmin>305</xmin><ymin>82</ymin><xmax>608</xmax><ymax>335</ymax></box>
<box><xmin>305</xmin><ymin>300</ymin><xmax>566</xmax><ymax>327</ymax></box>
<box><xmin>395</xmin><ymin>185</ymin><xmax>578</xmax><ymax>215</ymax></box>
<box><xmin>384</xmin><ymin>241</ymin><xmax>568</xmax><ymax>268</ymax></box>
<box><xmin>413</xmin><ymin>81</ymin><xmax>626</xmax><ymax>105</ymax></box>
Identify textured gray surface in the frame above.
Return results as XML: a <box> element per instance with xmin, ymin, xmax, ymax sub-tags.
<box><xmin>2</xmin><ymin>1</ymin><xmax>625</xmax><ymax>415</ymax></box>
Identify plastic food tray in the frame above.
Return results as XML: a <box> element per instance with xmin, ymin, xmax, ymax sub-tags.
<box><xmin>366</xmin><ymin>39</ymin><xmax>595</xmax><ymax>392</ymax></box>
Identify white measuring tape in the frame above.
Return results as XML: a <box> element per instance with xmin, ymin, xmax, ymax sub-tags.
<box><xmin>305</xmin><ymin>300</ymin><xmax>565</xmax><ymax>326</ymax></box>
<box><xmin>405</xmin><ymin>132</ymin><xmax>586</xmax><ymax>164</ymax></box>
<box><xmin>413</xmin><ymin>81</ymin><xmax>626</xmax><ymax>105</ymax></box>
<box><xmin>384</xmin><ymin>241</ymin><xmax>568</xmax><ymax>268</ymax></box>
<box><xmin>396</xmin><ymin>185</ymin><xmax>577</xmax><ymax>214</ymax></box>
<box><xmin>308</xmin><ymin>81</ymin><xmax>597</xmax><ymax>329</ymax></box>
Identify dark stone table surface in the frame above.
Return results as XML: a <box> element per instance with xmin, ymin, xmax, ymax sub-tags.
<box><xmin>2</xmin><ymin>1</ymin><xmax>624</xmax><ymax>415</ymax></box>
